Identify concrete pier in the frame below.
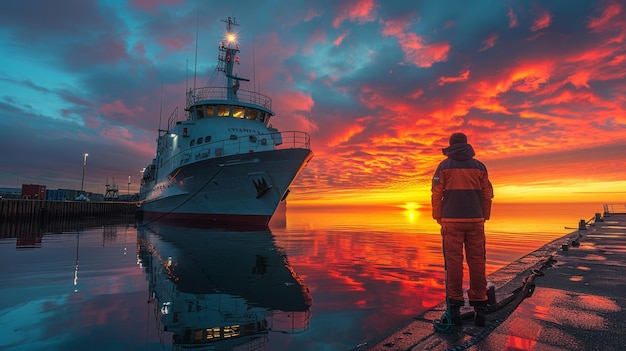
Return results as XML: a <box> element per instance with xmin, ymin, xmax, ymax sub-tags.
<box><xmin>354</xmin><ymin>206</ymin><xmax>626</xmax><ymax>351</ymax></box>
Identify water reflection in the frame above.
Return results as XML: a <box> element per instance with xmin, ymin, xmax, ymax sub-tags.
<box><xmin>136</xmin><ymin>224</ymin><xmax>312</xmax><ymax>350</ymax></box>
<box><xmin>0</xmin><ymin>203</ymin><xmax>606</xmax><ymax>350</ymax></box>
<box><xmin>1</xmin><ymin>215</ymin><xmax>135</xmax><ymax>247</ymax></box>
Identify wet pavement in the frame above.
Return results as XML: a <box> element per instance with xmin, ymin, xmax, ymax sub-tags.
<box><xmin>354</xmin><ymin>210</ymin><xmax>626</xmax><ymax>351</ymax></box>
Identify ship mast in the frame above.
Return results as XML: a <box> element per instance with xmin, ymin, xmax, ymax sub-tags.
<box><xmin>218</xmin><ymin>17</ymin><xmax>249</xmax><ymax>100</ymax></box>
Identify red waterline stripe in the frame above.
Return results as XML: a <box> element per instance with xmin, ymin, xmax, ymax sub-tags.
<box><xmin>139</xmin><ymin>210</ymin><xmax>270</xmax><ymax>230</ymax></box>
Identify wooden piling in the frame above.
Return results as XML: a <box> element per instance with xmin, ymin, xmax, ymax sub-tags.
<box><xmin>0</xmin><ymin>199</ymin><xmax>138</xmax><ymax>223</ymax></box>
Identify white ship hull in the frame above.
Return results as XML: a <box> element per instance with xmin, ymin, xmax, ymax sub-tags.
<box><xmin>140</xmin><ymin>148</ymin><xmax>312</xmax><ymax>227</ymax></box>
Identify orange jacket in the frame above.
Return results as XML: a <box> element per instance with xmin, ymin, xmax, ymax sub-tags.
<box><xmin>431</xmin><ymin>143</ymin><xmax>493</xmax><ymax>222</ymax></box>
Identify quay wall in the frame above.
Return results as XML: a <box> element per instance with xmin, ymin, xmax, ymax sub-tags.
<box><xmin>0</xmin><ymin>199</ymin><xmax>137</xmax><ymax>222</ymax></box>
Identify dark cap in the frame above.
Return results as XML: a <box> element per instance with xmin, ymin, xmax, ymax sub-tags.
<box><xmin>449</xmin><ymin>132</ymin><xmax>467</xmax><ymax>145</ymax></box>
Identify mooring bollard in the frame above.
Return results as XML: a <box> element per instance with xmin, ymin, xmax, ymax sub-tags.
<box><xmin>595</xmin><ymin>213</ymin><xmax>603</xmax><ymax>222</ymax></box>
<box><xmin>578</xmin><ymin>219</ymin><xmax>586</xmax><ymax>230</ymax></box>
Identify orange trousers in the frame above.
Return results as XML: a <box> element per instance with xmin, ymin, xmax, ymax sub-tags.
<box><xmin>441</xmin><ymin>222</ymin><xmax>487</xmax><ymax>304</ymax></box>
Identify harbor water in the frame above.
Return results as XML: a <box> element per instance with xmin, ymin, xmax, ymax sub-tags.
<box><xmin>0</xmin><ymin>202</ymin><xmax>605</xmax><ymax>350</ymax></box>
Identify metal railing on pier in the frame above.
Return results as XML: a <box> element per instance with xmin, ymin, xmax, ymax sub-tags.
<box><xmin>603</xmin><ymin>203</ymin><xmax>626</xmax><ymax>215</ymax></box>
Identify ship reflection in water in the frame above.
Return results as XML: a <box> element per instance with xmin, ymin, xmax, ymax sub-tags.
<box><xmin>136</xmin><ymin>224</ymin><xmax>312</xmax><ymax>350</ymax></box>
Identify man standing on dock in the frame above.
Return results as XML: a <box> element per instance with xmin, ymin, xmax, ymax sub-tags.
<box><xmin>431</xmin><ymin>132</ymin><xmax>494</xmax><ymax>327</ymax></box>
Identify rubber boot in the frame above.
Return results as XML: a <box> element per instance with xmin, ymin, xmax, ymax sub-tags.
<box><xmin>470</xmin><ymin>300</ymin><xmax>487</xmax><ymax>327</ymax></box>
<box><xmin>449</xmin><ymin>299</ymin><xmax>464</xmax><ymax>326</ymax></box>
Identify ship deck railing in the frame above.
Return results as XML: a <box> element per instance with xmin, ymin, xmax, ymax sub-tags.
<box><xmin>160</xmin><ymin>131</ymin><xmax>311</xmax><ymax>172</ymax></box>
<box><xmin>186</xmin><ymin>86</ymin><xmax>272</xmax><ymax>110</ymax></box>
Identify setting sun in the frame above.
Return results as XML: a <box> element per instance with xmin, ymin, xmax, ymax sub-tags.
<box><xmin>402</xmin><ymin>202</ymin><xmax>421</xmax><ymax>211</ymax></box>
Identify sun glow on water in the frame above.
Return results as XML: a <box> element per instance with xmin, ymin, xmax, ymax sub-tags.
<box><xmin>402</xmin><ymin>202</ymin><xmax>421</xmax><ymax>211</ymax></box>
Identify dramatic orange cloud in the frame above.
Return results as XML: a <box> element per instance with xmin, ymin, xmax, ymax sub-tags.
<box><xmin>530</xmin><ymin>11</ymin><xmax>551</xmax><ymax>32</ymax></box>
<box><xmin>381</xmin><ymin>18</ymin><xmax>450</xmax><ymax>68</ymax></box>
<box><xmin>480</xmin><ymin>34</ymin><xmax>499</xmax><ymax>51</ymax></box>
<box><xmin>332</xmin><ymin>0</ymin><xmax>378</xmax><ymax>28</ymax></box>
<box><xmin>438</xmin><ymin>69</ymin><xmax>470</xmax><ymax>86</ymax></box>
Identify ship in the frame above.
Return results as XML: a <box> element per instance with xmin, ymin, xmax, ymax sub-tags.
<box><xmin>138</xmin><ymin>17</ymin><xmax>313</xmax><ymax>228</ymax></box>
<box><xmin>136</xmin><ymin>224</ymin><xmax>312</xmax><ymax>350</ymax></box>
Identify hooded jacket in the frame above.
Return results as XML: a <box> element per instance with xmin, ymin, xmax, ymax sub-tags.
<box><xmin>431</xmin><ymin>143</ymin><xmax>493</xmax><ymax>222</ymax></box>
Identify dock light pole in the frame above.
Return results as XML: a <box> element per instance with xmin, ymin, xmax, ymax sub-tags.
<box><xmin>127</xmin><ymin>176</ymin><xmax>131</xmax><ymax>201</ymax></box>
<box><xmin>80</xmin><ymin>153</ymin><xmax>88</xmax><ymax>193</ymax></box>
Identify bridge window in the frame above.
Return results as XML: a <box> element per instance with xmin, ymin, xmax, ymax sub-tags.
<box><xmin>194</xmin><ymin>105</ymin><xmax>205</xmax><ymax>119</ymax></box>
<box><xmin>245</xmin><ymin>108</ymin><xmax>259</xmax><ymax>120</ymax></box>
<box><xmin>217</xmin><ymin>105</ymin><xmax>230</xmax><ymax>117</ymax></box>
<box><xmin>233</xmin><ymin>106</ymin><xmax>245</xmax><ymax>118</ymax></box>
<box><xmin>260</xmin><ymin>112</ymin><xmax>269</xmax><ymax>123</ymax></box>
<box><xmin>205</xmin><ymin>105</ymin><xmax>216</xmax><ymax>117</ymax></box>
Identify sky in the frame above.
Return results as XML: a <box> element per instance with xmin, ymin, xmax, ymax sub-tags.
<box><xmin>0</xmin><ymin>0</ymin><xmax>624</xmax><ymax>207</ymax></box>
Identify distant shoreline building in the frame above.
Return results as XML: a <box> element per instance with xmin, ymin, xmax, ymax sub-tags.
<box><xmin>0</xmin><ymin>187</ymin><xmax>21</xmax><ymax>199</ymax></box>
<box><xmin>0</xmin><ymin>185</ymin><xmax>134</xmax><ymax>202</ymax></box>
<box><xmin>21</xmin><ymin>184</ymin><xmax>46</xmax><ymax>200</ymax></box>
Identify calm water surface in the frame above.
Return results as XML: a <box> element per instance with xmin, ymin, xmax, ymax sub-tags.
<box><xmin>0</xmin><ymin>202</ymin><xmax>605</xmax><ymax>350</ymax></box>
